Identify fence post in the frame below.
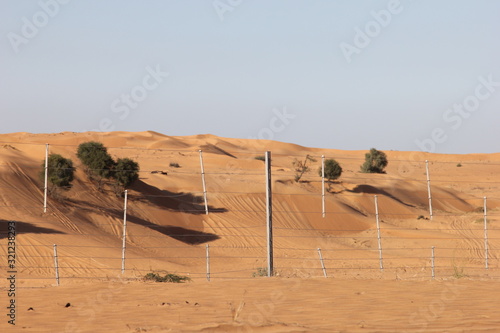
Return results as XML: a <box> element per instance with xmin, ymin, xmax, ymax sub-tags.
<box><xmin>199</xmin><ymin>150</ymin><xmax>209</xmax><ymax>215</ymax></box>
<box><xmin>265</xmin><ymin>151</ymin><xmax>273</xmax><ymax>277</ymax></box>
<box><xmin>425</xmin><ymin>160</ymin><xmax>433</xmax><ymax>220</ymax></box>
<box><xmin>317</xmin><ymin>248</ymin><xmax>327</xmax><ymax>278</ymax></box>
<box><xmin>484</xmin><ymin>196</ymin><xmax>489</xmax><ymax>270</ymax></box>
<box><xmin>431</xmin><ymin>246</ymin><xmax>435</xmax><ymax>280</ymax></box>
<box><xmin>206</xmin><ymin>244</ymin><xmax>210</xmax><ymax>282</ymax></box>
<box><xmin>374</xmin><ymin>195</ymin><xmax>384</xmax><ymax>271</ymax></box>
<box><xmin>53</xmin><ymin>244</ymin><xmax>60</xmax><ymax>286</ymax></box>
<box><xmin>121</xmin><ymin>190</ymin><xmax>128</xmax><ymax>274</ymax></box>
<box><xmin>321</xmin><ymin>155</ymin><xmax>325</xmax><ymax>218</ymax></box>
<box><xmin>43</xmin><ymin>143</ymin><xmax>49</xmax><ymax>213</ymax></box>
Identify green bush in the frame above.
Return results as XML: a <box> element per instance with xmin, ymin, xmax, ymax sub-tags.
<box><xmin>76</xmin><ymin>141</ymin><xmax>115</xmax><ymax>179</ymax></box>
<box><xmin>114</xmin><ymin>158</ymin><xmax>139</xmax><ymax>187</ymax></box>
<box><xmin>144</xmin><ymin>272</ymin><xmax>191</xmax><ymax>283</ymax></box>
<box><xmin>40</xmin><ymin>154</ymin><xmax>75</xmax><ymax>189</ymax></box>
<box><xmin>77</xmin><ymin>141</ymin><xmax>141</xmax><ymax>193</ymax></box>
<box><xmin>360</xmin><ymin>148</ymin><xmax>388</xmax><ymax>174</ymax></box>
<box><xmin>318</xmin><ymin>159</ymin><xmax>342</xmax><ymax>181</ymax></box>
<box><xmin>254</xmin><ymin>155</ymin><xmax>265</xmax><ymax>162</ymax></box>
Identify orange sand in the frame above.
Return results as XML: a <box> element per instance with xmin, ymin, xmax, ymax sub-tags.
<box><xmin>1</xmin><ymin>131</ymin><xmax>500</xmax><ymax>332</ymax></box>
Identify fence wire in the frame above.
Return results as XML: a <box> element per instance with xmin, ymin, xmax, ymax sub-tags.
<box><xmin>1</xmin><ymin>141</ymin><xmax>500</xmax><ymax>286</ymax></box>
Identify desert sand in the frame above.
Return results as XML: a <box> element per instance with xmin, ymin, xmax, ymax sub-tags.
<box><xmin>1</xmin><ymin>131</ymin><xmax>500</xmax><ymax>332</ymax></box>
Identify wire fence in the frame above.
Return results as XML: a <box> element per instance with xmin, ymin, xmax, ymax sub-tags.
<box><xmin>1</xmin><ymin>140</ymin><xmax>500</xmax><ymax>286</ymax></box>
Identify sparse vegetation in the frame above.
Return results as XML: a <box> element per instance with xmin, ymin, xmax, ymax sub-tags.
<box><xmin>452</xmin><ymin>265</ymin><xmax>467</xmax><ymax>279</ymax></box>
<box><xmin>360</xmin><ymin>148</ymin><xmax>388</xmax><ymax>174</ymax></box>
<box><xmin>254</xmin><ymin>155</ymin><xmax>266</xmax><ymax>162</ymax></box>
<box><xmin>77</xmin><ymin>141</ymin><xmax>116</xmax><ymax>187</ymax></box>
<box><xmin>457</xmin><ymin>163</ymin><xmax>462</xmax><ymax>167</ymax></box>
<box><xmin>2</xmin><ymin>144</ymin><xmax>18</xmax><ymax>150</ymax></box>
<box><xmin>318</xmin><ymin>158</ymin><xmax>342</xmax><ymax>191</ymax></box>
<box><xmin>473</xmin><ymin>206</ymin><xmax>485</xmax><ymax>213</ymax></box>
<box><xmin>169</xmin><ymin>162</ymin><xmax>181</xmax><ymax>168</ymax></box>
<box><xmin>114</xmin><ymin>158</ymin><xmax>140</xmax><ymax>188</ymax></box>
<box><xmin>77</xmin><ymin>141</ymin><xmax>140</xmax><ymax>193</ymax></box>
<box><xmin>293</xmin><ymin>154</ymin><xmax>316</xmax><ymax>182</ymax></box>
<box><xmin>40</xmin><ymin>154</ymin><xmax>75</xmax><ymax>194</ymax></box>
<box><xmin>143</xmin><ymin>272</ymin><xmax>191</xmax><ymax>283</ymax></box>
<box><xmin>252</xmin><ymin>267</ymin><xmax>268</xmax><ymax>277</ymax></box>
<box><xmin>151</xmin><ymin>170</ymin><xmax>168</xmax><ymax>175</ymax></box>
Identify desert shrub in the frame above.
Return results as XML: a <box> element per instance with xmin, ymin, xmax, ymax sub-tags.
<box><xmin>318</xmin><ymin>159</ymin><xmax>342</xmax><ymax>181</ymax></box>
<box><xmin>40</xmin><ymin>154</ymin><xmax>75</xmax><ymax>189</ymax></box>
<box><xmin>293</xmin><ymin>154</ymin><xmax>316</xmax><ymax>182</ymax></box>
<box><xmin>318</xmin><ymin>158</ymin><xmax>342</xmax><ymax>191</ymax></box>
<box><xmin>452</xmin><ymin>265</ymin><xmax>467</xmax><ymax>279</ymax></box>
<box><xmin>169</xmin><ymin>162</ymin><xmax>180</xmax><ymax>168</ymax></box>
<box><xmin>473</xmin><ymin>206</ymin><xmax>485</xmax><ymax>213</ymax></box>
<box><xmin>457</xmin><ymin>163</ymin><xmax>462</xmax><ymax>167</ymax></box>
<box><xmin>144</xmin><ymin>272</ymin><xmax>190</xmax><ymax>283</ymax></box>
<box><xmin>114</xmin><ymin>158</ymin><xmax>139</xmax><ymax>188</ymax></box>
<box><xmin>254</xmin><ymin>155</ymin><xmax>265</xmax><ymax>162</ymax></box>
<box><xmin>360</xmin><ymin>148</ymin><xmax>388</xmax><ymax>174</ymax></box>
<box><xmin>252</xmin><ymin>267</ymin><xmax>268</xmax><ymax>277</ymax></box>
<box><xmin>76</xmin><ymin>141</ymin><xmax>115</xmax><ymax>180</ymax></box>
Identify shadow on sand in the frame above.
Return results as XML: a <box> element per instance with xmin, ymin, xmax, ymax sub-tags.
<box><xmin>0</xmin><ymin>220</ymin><xmax>64</xmax><ymax>240</ymax></box>
<box><xmin>345</xmin><ymin>184</ymin><xmax>416</xmax><ymax>208</ymax></box>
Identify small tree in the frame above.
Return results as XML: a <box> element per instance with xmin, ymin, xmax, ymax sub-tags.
<box><xmin>319</xmin><ymin>158</ymin><xmax>342</xmax><ymax>191</ymax></box>
<box><xmin>114</xmin><ymin>158</ymin><xmax>139</xmax><ymax>188</ymax></box>
<box><xmin>292</xmin><ymin>154</ymin><xmax>317</xmax><ymax>182</ymax></box>
<box><xmin>360</xmin><ymin>148</ymin><xmax>388</xmax><ymax>173</ymax></box>
<box><xmin>40</xmin><ymin>154</ymin><xmax>75</xmax><ymax>193</ymax></box>
<box><xmin>77</xmin><ymin>141</ymin><xmax>116</xmax><ymax>187</ymax></box>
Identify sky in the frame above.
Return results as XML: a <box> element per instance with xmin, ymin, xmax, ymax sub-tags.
<box><xmin>1</xmin><ymin>0</ymin><xmax>500</xmax><ymax>154</ymax></box>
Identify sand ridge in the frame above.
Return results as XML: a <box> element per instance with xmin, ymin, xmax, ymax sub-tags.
<box><xmin>1</xmin><ymin>131</ymin><xmax>500</xmax><ymax>332</ymax></box>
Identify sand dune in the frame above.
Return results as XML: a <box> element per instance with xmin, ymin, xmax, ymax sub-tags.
<box><xmin>1</xmin><ymin>131</ymin><xmax>500</xmax><ymax>332</ymax></box>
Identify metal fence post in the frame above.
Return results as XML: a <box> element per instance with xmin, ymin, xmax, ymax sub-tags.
<box><xmin>265</xmin><ymin>151</ymin><xmax>273</xmax><ymax>277</ymax></box>
<box><xmin>199</xmin><ymin>150</ymin><xmax>209</xmax><ymax>215</ymax></box>
<box><xmin>317</xmin><ymin>248</ymin><xmax>327</xmax><ymax>278</ymax></box>
<box><xmin>44</xmin><ymin>144</ymin><xmax>49</xmax><ymax>213</ymax></box>
<box><xmin>321</xmin><ymin>155</ymin><xmax>325</xmax><ymax>218</ymax></box>
<box><xmin>426</xmin><ymin>160</ymin><xmax>433</xmax><ymax>220</ymax></box>
<box><xmin>53</xmin><ymin>244</ymin><xmax>60</xmax><ymax>286</ymax></box>
<box><xmin>121</xmin><ymin>190</ymin><xmax>128</xmax><ymax>274</ymax></box>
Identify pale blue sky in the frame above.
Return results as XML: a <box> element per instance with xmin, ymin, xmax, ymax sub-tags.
<box><xmin>1</xmin><ymin>0</ymin><xmax>499</xmax><ymax>153</ymax></box>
